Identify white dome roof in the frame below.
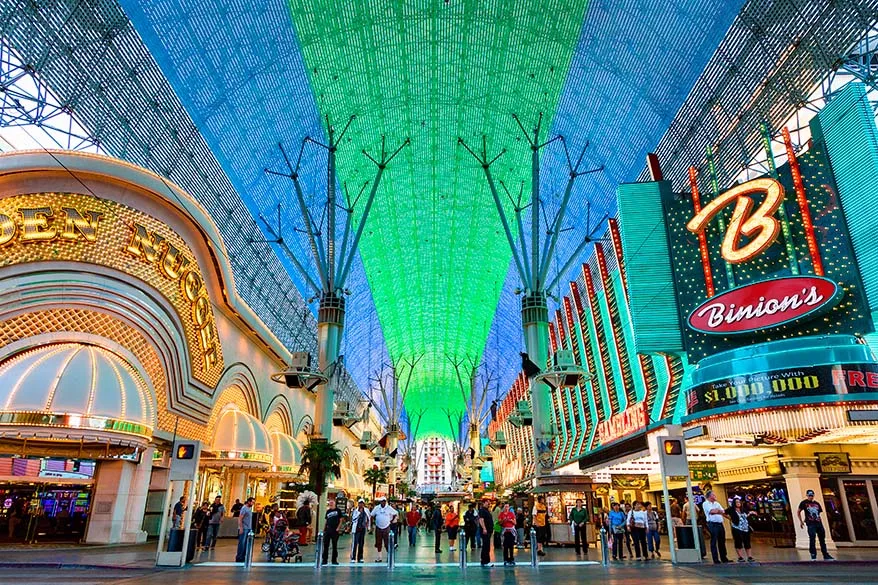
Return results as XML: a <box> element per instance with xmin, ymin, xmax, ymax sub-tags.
<box><xmin>269</xmin><ymin>431</ymin><xmax>302</xmax><ymax>473</ymax></box>
<box><xmin>0</xmin><ymin>343</ymin><xmax>155</xmax><ymax>438</ymax></box>
<box><xmin>210</xmin><ymin>405</ymin><xmax>271</xmax><ymax>467</ymax></box>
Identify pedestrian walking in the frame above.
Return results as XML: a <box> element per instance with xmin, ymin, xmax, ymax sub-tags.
<box><xmin>321</xmin><ymin>499</ymin><xmax>345</xmax><ymax>565</ymax></box>
<box><xmin>431</xmin><ymin>504</ymin><xmax>443</xmax><ymax>553</ymax></box>
<box><xmin>532</xmin><ymin>495</ymin><xmax>548</xmax><ymax>557</ymax></box>
<box><xmin>626</xmin><ymin>501</ymin><xmax>649</xmax><ymax>561</ymax></box>
<box><xmin>370</xmin><ymin>496</ymin><xmax>398</xmax><ymax>562</ymax></box>
<box><xmin>234</xmin><ymin>497</ymin><xmax>254</xmax><ymax>563</ymax></box>
<box><xmin>193</xmin><ymin>502</ymin><xmax>209</xmax><ymax>548</ymax></box>
<box><xmin>797</xmin><ymin>489</ymin><xmax>834</xmax><ymax>561</ymax></box>
<box><xmin>463</xmin><ymin>503</ymin><xmax>478</xmax><ymax>551</ymax></box>
<box><xmin>702</xmin><ymin>490</ymin><xmax>731</xmax><ymax>564</ymax></box>
<box><xmin>477</xmin><ymin>500</ymin><xmax>494</xmax><ymax>567</ymax></box>
<box><xmin>608</xmin><ymin>502</ymin><xmax>626</xmax><ymax>561</ymax></box>
<box><xmin>350</xmin><ymin>499</ymin><xmax>370</xmax><ymax>563</ymax></box>
<box><xmin>622</xmin><ymin>502</ymin><xmax>634</xmax><ymax>558</ymax></box>
<box><xmin>206</xmin><ymin>496</ymin><xmax>224</xmax><ymax>550</ymax></box>
<box><xmin>570</xmin><ymin>499</ymin><xmax>589</xmax><ymax>556</ymax></box>
<box><xmin>515</xmin><ymin>507</ymin><xmax>526</xmax><ymax>548</ymax></box>
<box><xmin>499</xmin><ymin>502</ymin><xmax>517</xmax><ymax>566</ymax></box>
<box><xmin>726</xmin><ymin>497</ymin><xmax>756</xmax><ymax>562</ymax></box>
<box><xmin>406</xmin><ymin>504</ymin><xmax>420</xmax><ymax>547</ymax></box>
<box><xmin>644</xmin><ymin>501</ymin><xmax>661</xmax><ymax>559</ymax></box>
<box><xmin>446</xmin><ymin>505</ymin><xmax>460</xmax><ymax>551</ymax></box>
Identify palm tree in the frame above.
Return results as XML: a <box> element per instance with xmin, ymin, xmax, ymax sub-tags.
<box><xmin>363</xmin><ymin>466</ymin><xmax>388</xmax><ymax>501</ymax></box>
<box><xmin>299</xmin><ymin>437</ymin><xmax>342</xmax><ymax>532</ymax></box>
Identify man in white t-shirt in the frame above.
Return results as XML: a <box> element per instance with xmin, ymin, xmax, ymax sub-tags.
<box><xmin>370</xmin><ymin>497</ymin><xmax>398</xmax><ymax>562</ymax></box>
<box><xmin>701</xmin><ymin>490</ymin><xmax>730</xmax><ymax>564</ymax></box>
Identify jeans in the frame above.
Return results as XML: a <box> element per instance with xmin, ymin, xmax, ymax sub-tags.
<box><xmin>235</xmin><ymin>530</ymin><xmax>249</xmax><ymax>562</ymax></box>
<box><xmin>516</xmin><ymin>527</ymin><xmax>524</xmax><ymax>546</ymax></box>
<box><xmin>631</xmin><ymin>526</ymin><xmax>647</xmax><ymax>559</ymax></box>
<box><xmin>480</xmin><ymin>531</ymin><xmax>491</xmax><ymax>565</ymax></box>
<box><xmin>573</xmin><ymin>524</ymin><xmax>587</xmax><ymax>553</ymax></box>
<box><xmin>206</xmin><ymin>523</ymin><xmax>219</xmax><ymax>548</ymax></box>
<box><xmin>647</xmin><ymin>529</ymin><xmax>660</xmax><ymax>553</ymax></box>
<box><xmin>807</xmin><ymin>523</ymin><xmax>830</xmax><ymax>558</ymax></box>
<box><xmin>322</xmin><ymin>531</ymin><xmax>339</xmax><ymax>564</ymax></box>
<box><xmin>464</xmin><ymin>528</ymin><xmax>476</xmax><ymax>550</ymax></box>
<box><xmin>502</xmin><ymin>530</ymin><xmax>516</xmax><ymax>563</ymax></box>
<box><xmin>434</xmin><ymin>526</ymin><xmax>442</xmax><ymax>552</ymax></box>
<box><xmin>408</xmin><ymin>525</ymin><xmax>418</xmax><ymax>546</ymax></box>
<box><xmin>611</xmin><ymin>530</ymin><xmax>624</xmax><ymax>559</ymax></box>
<box><xmin>352</xmin><ymin>530</ymin><xmax>366</xmax><ymax>561</ymax></box>
<box><xmin>707</xmin><ymin>522</ymin><xmax>728</xmax><ymax>563</ymax></box>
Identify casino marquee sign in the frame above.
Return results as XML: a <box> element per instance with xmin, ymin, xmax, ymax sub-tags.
<box><xmin>0</xmin><ymin>192</ymin><xmax>223</xmax><ymax>386</ymax></box>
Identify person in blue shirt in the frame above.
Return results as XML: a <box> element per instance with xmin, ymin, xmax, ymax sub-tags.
<box><xmin>607</xmin><ymin>502</ymin><xmax>627</xmax><ymax>561</ymax></box>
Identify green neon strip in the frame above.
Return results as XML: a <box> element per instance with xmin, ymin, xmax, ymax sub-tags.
<box><xmin>596</xmin><ymin>284</ymin><xmax>628</xmax><ymax>412</ymax></box>
<box><xmin>760</xmin><ymin>121</ymin><xmax>799</xmax><ymax>275</ymax></box>
<box><xmin>582</xmin><ymin>292</ymin><xmax>613</xmax><ymax>419</ymax></box>
<box><xmin>611</xmin><ymin>272</ymin><xmax>646</xmax><ymax>403</ymax></box>
<box><xmin>562</xmin><ymin>387</ymin><xmax>575</xmax><ymax>461</ymax></box>
<box><xmin>568</xmin><ymin>312</ymin><xmax>594</xmax><ymax>458</ymax></box>
<box><xmin>706</xmin><ymin>145</ymin><xmax>736</xmax><ymax>288</ymax></box>
<box><xmin>649</xmin><ymin>355</ymin><xmax>668</xmax><ymax>424</ymax></box>
<box><xmin>287</xmin><ymin>0</ymin><xmax>590</xmax><ymax>436</ymax></box>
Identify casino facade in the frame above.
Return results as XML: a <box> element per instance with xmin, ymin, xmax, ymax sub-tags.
<box><xmin>0</xmin><ymin>150</ymin><xmax>372</xmax><ymax>544</ymax></box>
<box><xmin>489</xmin><ymin>82</ymin><xmax>878</xmax><ymax>550</ymax></box>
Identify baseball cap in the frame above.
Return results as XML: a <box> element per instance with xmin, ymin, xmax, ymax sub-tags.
<box><xmin>806</xmin><ymin>489</ymin><xmax>815</xmax><ymax>496</ymax></box>
<box><xmin>358</xmin><ymin>498</ymin><xmax>365</xmax><ymax>503</ymax></box>
<box><xmin>379</xmin><ymin>496</ymin><xmax>387</xmax><ymax>502</ymax></box>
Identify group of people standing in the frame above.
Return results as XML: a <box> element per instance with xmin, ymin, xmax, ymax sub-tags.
<box><xmin>606</xmin><ymin>500</ymin><xmax>662</xmax><ymax>561</ymax></box>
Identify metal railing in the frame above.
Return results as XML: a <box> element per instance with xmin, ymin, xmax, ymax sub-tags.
<box><xmin>459</xmin><ymin>537</ymin><xmax>467</xmax><ymax>570</ymax></box>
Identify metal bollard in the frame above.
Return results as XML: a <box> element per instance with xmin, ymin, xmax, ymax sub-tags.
<box><xmin>529</xmin><ymin>527</ymin><xmax>538</xmax><ymax>567</ymax></box>
<box><xmin>244</xmin><ymin>530</ymin><xmax>255</xmax><ymax>569</ymax></box>
<box><xmin>459</xmin><ymin>538</ymin><xmax>467</xmax><ymax>570</ymax></box>
<box><xmin>314</xmin><ymin>531</ymin><xmax>324</xmax><ymax>570</ymax></box>
<box><xmin>600</xmin><ymin>527</ymin><xmax>609</xmax><ymax>567</ymax></box>
<box><xmin>387</xmin><ymin>529</ymin><xmax>396</xmax><ymax>569</ymax></box>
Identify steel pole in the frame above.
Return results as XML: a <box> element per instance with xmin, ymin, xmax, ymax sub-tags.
<box><xmin>388</xmin><ymin>528</ymin><xmax>396</xmax><ymax>569</ymax></box>
<box><xmin>459</xmin><ymin>537</ymin><xmax>467</xmax><ymax>570</ymax></box>
<box><xmin>522</xmin><ymin>293</ymin><xmax>552</xmax><ymax>475</ymax></box>
<box><xmin>530</xmin><ymin>527</ymin><xmax>539</xmax><ymax>567</ymax></box>
<box><xmin>315</xmin><ymin>531</ymin><xmax>324</xmax><ymax>569</ymax></box>
<box><xmin>600</xmin><ymin>527</ymin><xmax>609</xmax><ymax>566</ymax></box>
<box><xmin>244</xmin><ymin>530</ymin><xmax>255</xmax><ymax>569</ymax></box>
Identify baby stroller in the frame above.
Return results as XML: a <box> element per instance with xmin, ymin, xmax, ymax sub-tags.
<box><xmin>262</xmin><ymin>519</ymin><xmax>302</xmax><ymax>563</ymax></box>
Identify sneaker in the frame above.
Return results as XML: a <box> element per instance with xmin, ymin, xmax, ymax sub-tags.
<box><xmin>811</xmin><ymin>555</ymin><xmax>817</xmax><ymax>561</ymax></box>
<box><xmin>737</xmin><ymin>557</ymin><xmax>745</xmax><ymax>562</ymax></box>
<box><xmin>358</xmin><ymin>560</ymin><xmax>364</xmax><ymax>563</ymax></box>
<box><xmin>824</xmin><ymin>555</ymin><xmax>835</xmax><ymax>561</ymax></box>
<box><xmin>537</xmin><ymin>550</ymin><xmax>546</xmax><ymax>557</ymax></box>
<box><xmin>332</xmin><ymin>562</ymin><xmax>339</xmax><ymax>565</ymax></box>
<box><xmin>656</xmin><ymin>550</ymin><xmax>661</xmax><ymax>558</ymax></box>
<box><xmin>747</xmin><ymin>557</ymin><xmax>755</xmax><ymax>562</ymax></box>
<box><xmin>375</xmin><ymin>558</ymin><xmax>382</xmax><ymax>562</ymax></box>
<box><xmin>481</xmin><ymin>563</ymin><xmax>493</xmax><ymax>567</ymax></box>
<box><xmin>509</xmin><ymin>561</ymin><xmax>516</xmax><ymax>566</ymax></box>
<box><xmin>449</xmin><ymin>547</ymin><xmax>455</xmax><ymax>551</ymax></box>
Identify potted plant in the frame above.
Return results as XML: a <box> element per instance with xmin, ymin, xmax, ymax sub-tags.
<box><xmin>298</xmin><ymin>437</ymin><xmax>342</xmax><ymax>533</ymax></box>
<box><xmin>363</xmin><ymin>466</ymin><xmax>388</xmax><ymax>502</ymax></box>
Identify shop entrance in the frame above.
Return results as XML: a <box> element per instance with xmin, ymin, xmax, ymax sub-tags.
<box><xmin>823</xmin><ymin>477</ymin><xmax>878</xmax><ymax>544</ymax></box>
<box><xmin>0</xmin><ymin>457</ymin><xmax>95</xmax><ymax>543</ymax></box>
<box><xmin>724</xmin><ymin>479</ymin><xmax>795</xmax><ymax>547</ymax></box>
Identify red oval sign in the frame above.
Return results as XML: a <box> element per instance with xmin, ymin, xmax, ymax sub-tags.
<box><xmin>687</xmin><ymin>276</ymin><xmax>840</xmax><ymax>335</ymax></box>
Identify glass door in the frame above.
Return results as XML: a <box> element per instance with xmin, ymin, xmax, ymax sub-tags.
<box><xmin>842</xmin><ymin>479</ymin><xmax>878</xmax><ymax>541</ymax></box>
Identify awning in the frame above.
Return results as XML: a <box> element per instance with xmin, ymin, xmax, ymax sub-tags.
<box><xmin>0</xmin><ymin>343</ymin><xmax>155</xmax><ymax>454</ymax></box>
<box><xmin>577</xmin><ymin>431</ymin><xmax>650</xmax><ymax>474</ymax></box>
<box><xmin>269</xmin><ymin>431</ymin><xmax>303</xmax><ymax>476</ymax></box>
<box><xmin>203</xmin><ymin>404</ymin><xmax>271</xmax><ymax>469</ymax></box>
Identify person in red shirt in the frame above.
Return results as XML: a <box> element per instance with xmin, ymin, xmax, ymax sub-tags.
<box><xmin>499</xmin><ymin>502</ymin><xmax>518</xmax><ymax>566</ymax></box>
<box><xmin>405</xmin><ymin>505</ymin><xmax>421</xmax><ymax>547</ymax></box>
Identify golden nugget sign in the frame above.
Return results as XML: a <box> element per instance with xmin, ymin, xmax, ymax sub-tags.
<box><xmin>0</xmin><ymin>192</ymin><xmax>223</xmax><ymax>385</ymax></box>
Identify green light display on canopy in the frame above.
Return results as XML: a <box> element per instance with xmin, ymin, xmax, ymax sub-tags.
<box><xmin>287</xmin><ymin>0</ymin><xmax>589</xmax><ymax>437</ymax></box>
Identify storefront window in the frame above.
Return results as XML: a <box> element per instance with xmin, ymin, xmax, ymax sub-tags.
<box><xmin>724</xmin><ymin>480</ymin><xmax>794</xmax><ymax>546</ymax></box>
<box><xmin>843</xmin><ymin>479</ymin><xmax>878</xmax><ymax>541</ymax></box>
<box><xmin>819</xmin><ymin>478</ymin><xmax>850</xmax><ymax>542</ymax></box>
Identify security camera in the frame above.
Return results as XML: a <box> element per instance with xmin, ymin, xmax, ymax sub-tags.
<box><xmin>271</xmin><ymin>352</ymin><xmax>327</xmax><ymax>392</ymax></box>
<box><xmin>359</xmin><ymin>430</ymin><xmax>375</xmax><ymax>450</ymax></box>
<box><xmin>489</xmin><ymin>430</ymin><xmax>507</xmax><ymax>450</ymax></box>
<box><xmin>507</xmin><ymin>400</ymin><xmax>533</xmax><ymax>428</ymax></box>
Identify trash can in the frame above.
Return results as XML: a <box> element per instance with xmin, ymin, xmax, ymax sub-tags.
<box><xmin>675</xmin><ymin>525</ymin><xmax>695</xmax><ymax>549</ymax></box>
<box><xmin>186</xmin><ymin>531</ymin><xmax>197</xmax><ymax>563</ymax></box>
<box><xmin>168</xmin><ymin>529</ymin><xmax>184</xmax><ymax>552</ymax></box>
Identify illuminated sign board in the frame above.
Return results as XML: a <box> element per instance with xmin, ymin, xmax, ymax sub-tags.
<box><xmin>815</xmin><ymin>452</ymin><xmax>851</xmax><ymax>475</ymax></box>
<box><xmin>662</xmin><ymin>139</ymin><xmax>872</xmax><ymax>361</ymax></box>
<box><xmin>597</xmin><ymin>401</ymin><xmax>647</xmax><ymax>445</ymax></box>
<box><xmin>686</xmin><ymin>362</ymin><xmax>878</xmax><ymax>415</ymax></box>
<box><xmin>0</xmin><ymin>193</ymin><xmax>223</xmax><ymax>385</ymax></box>
<box><xmin>687</xmin><ymin>275</ymin><xmax>840</xmax><ymax>335</ymax></box>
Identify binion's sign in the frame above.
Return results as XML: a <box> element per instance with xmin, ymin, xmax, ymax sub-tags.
<box><xmin>660</xmin><ymin>136</ymin><xmax>872</xmax><ymax>361</ymax></box>
<box><xmin>688</xmin><ymin>275</ymin><xmax>840</xmax><ymax>334</ymax></box>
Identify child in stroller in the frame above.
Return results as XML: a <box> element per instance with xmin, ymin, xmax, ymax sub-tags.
<box><xmin>262</xmin><ymin>517</ymin><xmax>302</xmax><ymax>562</ymax></box>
